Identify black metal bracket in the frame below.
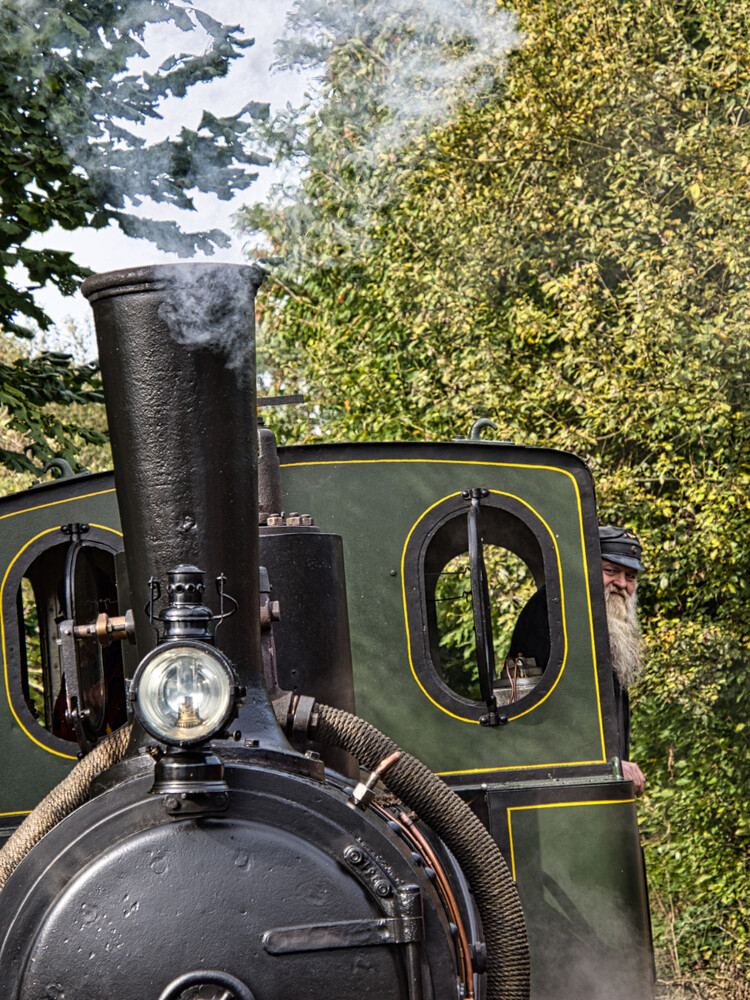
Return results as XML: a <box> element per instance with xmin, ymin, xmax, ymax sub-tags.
<box><xmin>162</xmin><ymin>790</ymin><xmax>230</xmax><ymax>817</ymax></box>
<box><xmin>263</xmin><ymin>884</ymin><xmax>424</xmax><ymax>956</ymax></box>
<box><xmin>58</xmin><ymin>618</ymin><xmax>91</xmax><ymax>754</ymax></box>
<box><xmin>262</xmin><ymin>915</ymin><xmax>424</xmax><ymax>953</ymax></box>
<box><xmin>462</xmin><ymin>488</ymin><xmax>503</xmax><ymax>726</ymax></box>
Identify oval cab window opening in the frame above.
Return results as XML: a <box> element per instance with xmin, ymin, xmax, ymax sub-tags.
<box><xmin>402</xmin><ymin>491</ymin><xmax>563</xmax><ymax>722</ymax></box>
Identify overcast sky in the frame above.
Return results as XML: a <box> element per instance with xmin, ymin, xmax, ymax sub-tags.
<box><xmin>34</xmin><ymin>0</ymin><xmax>309</xmax><ymax>347</ymax></box>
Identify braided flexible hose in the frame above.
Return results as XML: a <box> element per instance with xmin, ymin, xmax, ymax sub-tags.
<box><xmin>313</xmin><ymin>703</ymin><xmax>530</xmax><ymax>1000</ymax></box>
<box><xmin>0</xmin><ymin>724</ymin><xmax>133</xmax><ymax>892</ymax></box>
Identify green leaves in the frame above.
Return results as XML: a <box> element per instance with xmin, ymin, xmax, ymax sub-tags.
<box><xmin>0</xmin><ymin>0</ymin><xmax>270</xmax><ymax>337</ymax></box>
<box><xmin>0</xmin><ymin>0</ymin><xmax>274</xmax><ymax>475</ymax></box>
<box><xmin>0</xmin><ymin>346</ymin><xmax>104</xmax><ymax>476</ymax></box>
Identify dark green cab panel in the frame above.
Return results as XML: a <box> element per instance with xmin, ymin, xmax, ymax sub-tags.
<box><xmin>277</xmin><ymin>440</ymin><xmax>619</xmax><ymax>778</ymax></box>
<box><xmin>0</xmin><ymin>472</ymin><xmax>121</xmax><ymax>822</ymax></box>
<box><xmin>483</xmin><ymin>779</ymin><xmax>653</xmax><ymax>1000</ymax></box>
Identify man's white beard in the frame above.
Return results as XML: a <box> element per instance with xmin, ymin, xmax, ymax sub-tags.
<box><xmin>605</xmin><ymin>582</ymin><xmax>643</xmax><ymax>689</ymax></box>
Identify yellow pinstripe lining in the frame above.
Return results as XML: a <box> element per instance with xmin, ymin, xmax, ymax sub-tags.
<box><xmin>0</xmin><ymin>487</ymin><xmax>115</xmax><ymax>521</ymax></box>
<box><xmin>400</xmin><ymin>489</ymin><xmax>565</xmax><ymax>724</ymax></box>
<box><xmin>507</xmin><ymin>798</ymin><xmax>636</xmax><ymax>880</ymax></box>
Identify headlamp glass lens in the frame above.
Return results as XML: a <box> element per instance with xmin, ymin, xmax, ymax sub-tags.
<box><xmin>137</xmin><ymin>645</ymin><xmax>232</xmax><ymax>744</ymax></box>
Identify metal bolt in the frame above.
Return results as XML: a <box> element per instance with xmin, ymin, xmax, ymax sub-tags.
<box><xmin>304</xmin><ymin>750</ymin><xmax>321</xmax><ymax>761</ymax></box>
<box><xmin>165</xmin><ymin>795</ymin><xmax>180</xmax><ymax>811</ymax></box>
<box><xmin>214</xmin><ymin>792</ymin><xmax>229</xmax><ymax>808</ymax></box>
<box><xmin>344</xmin><ymin>846</ymin><xmax>364</xmax><ymax>866</ymax></box>
<box><xmin>266</xmin><ymin>515</ymin><xmax>284</xmax><ymax>526</ymax></box>
<box><xmin>374</xmin><ymin>879</ymin><xmax>391</xmax><ymax>897</ymax></box>
<box><xmin>244</xmin><ymin>738</ymin><xmax>259</xmax><ymax>748</ymax></box>
<box><xmin>286</xmin><ymin>512</ymin><xmax>313</xmax><ymax>527</ymax></box>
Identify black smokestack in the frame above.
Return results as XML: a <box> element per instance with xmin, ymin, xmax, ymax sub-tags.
<box><xmin>82</xmin><ymin>263</ymin><xmax>263</xmax><ymax>679</ymax></box>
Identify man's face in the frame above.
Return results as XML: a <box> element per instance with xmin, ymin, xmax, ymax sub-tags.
<box><xmin>602</xmin><ymin>559</ymin><xmax>638</xmax><ymax>597</ymax></box>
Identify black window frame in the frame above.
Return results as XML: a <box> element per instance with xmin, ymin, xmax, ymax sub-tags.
<box><xmin>402</xmin><ymin>489</ymin><xmax>564</xmax><ymax>722</ymax></box>
<box><xmin>4</xmin><ymin>524</ymin><xmax>125</xmax><ymax>756</ymax></box>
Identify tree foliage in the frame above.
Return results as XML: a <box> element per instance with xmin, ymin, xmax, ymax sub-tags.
<box><xmin>0</xmin><ymin>0</ymin><xmax>269</xmax><ymax>472</ymax></box>
<box><xmin>244</xmin><ymin>0</ymin><xmax>750</xmax><ymax>980</ymax></box>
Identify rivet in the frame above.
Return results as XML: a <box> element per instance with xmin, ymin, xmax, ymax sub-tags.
<box><xmin>344</xmin><ymin>845</ymin><xmax>364</xmax><ymax>866</ymax></box>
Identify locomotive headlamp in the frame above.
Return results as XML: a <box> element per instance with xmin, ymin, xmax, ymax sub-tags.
<box><xmin>131</xmin><ymin>640</ymin><xmax>239</xmax><ymax>746</ymax></box>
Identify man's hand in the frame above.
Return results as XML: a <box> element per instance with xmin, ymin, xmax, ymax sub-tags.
<box><xmin>622</xmin><ymin>760</ymin><xmax>646</xmax><ymax>796</ymax></box>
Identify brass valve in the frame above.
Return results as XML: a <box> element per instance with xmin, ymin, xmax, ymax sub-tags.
<box><xmin>73</xmin><ymin>610</ymin><xmax>136</xmax><ymax>647</ymax></box>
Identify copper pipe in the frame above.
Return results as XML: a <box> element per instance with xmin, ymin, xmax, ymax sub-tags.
<box><xmin>351</xmin><ymin>751</ymin><xmax>404</xmax><ymax>808</ymax></box>
<box><xmin>399</xmin><ymin>812</ymin><xmax>475</xmax><ymax>1000</ymax></box>
<box><xmin>373</xmin><ymin>750</ymin><xmax>402</xmax><ymax>780</ymax></box>
<box><xmin>73</xmin><ymin>610</ymin><xmax>136</xmax><ymax>647</ymax></box>
<box><xmin>370</xmin><ymin>802</ymin><xmax>474</xmax><ymax>1000</ymax></box>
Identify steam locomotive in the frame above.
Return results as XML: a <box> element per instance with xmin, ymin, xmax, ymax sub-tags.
<box><xmin>0</xmin><ymin>264</ymin><xmax>653</xmax><ymax>999</ymax></box>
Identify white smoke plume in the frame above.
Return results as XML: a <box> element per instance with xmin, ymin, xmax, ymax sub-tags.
<box><xmin>274</xmin><ymin>0</ymin><xmax>519</xmax><ymax>156</ymax></box>
<box><xmin>156</xmin><ymin>263</ymin><xmax>263</xmax><ymax>379</ymax></box>
<box><xmin>240</xmin><ymin>0</ymin><xmax>520</xmax><ymax>263</ymax></box>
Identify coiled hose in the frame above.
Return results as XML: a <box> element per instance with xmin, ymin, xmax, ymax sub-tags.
<box><xmin>0</xmin><ymin>724</ymin><xmax>132</xmax><ymax>892</ymax></box>
<box><xmin>310</xmin><ymin>702</ymin><xmax>531</xmax><ymax>1000</ymax></box>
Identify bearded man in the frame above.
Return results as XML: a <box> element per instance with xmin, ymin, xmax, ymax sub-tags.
<box><xmin>506</xmin><ymin>524</ymin><xmax>647</xmax><ymax>795</ymax></box>
<box><xmin>598</xmin><ymin>525</ymin><xmax>646</xmax><ymax>796</ymax></box>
